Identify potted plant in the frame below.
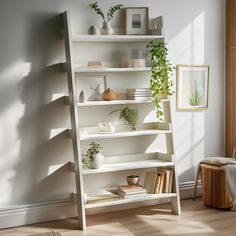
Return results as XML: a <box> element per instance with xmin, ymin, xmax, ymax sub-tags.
<box><xmin>89</xmin><ymin>2</ymin><xmax>123</xmax><ymax>35</ymax></box>
<box><xmin>127</xmin><ymin>175</ymin><xmax>139</xmax><ymax>185</ymax></box>
<box><xmin>146</xmin><ymin>41</ymin><xmax>174</xmax><ymax>120</ymax></box>
<box><xmin>110</xmin><ymin>107</ymin><xmax>138</xmax><ymax>130</ymax></box>
<box><xmin>82</xmin><ymin>142</ymin><xmax>104</xmax><ymax>169</ymax></box>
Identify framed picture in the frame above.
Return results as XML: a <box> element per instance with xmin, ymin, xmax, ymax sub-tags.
<box><xmin>76</xmin><ymin>75</ymin><xmax>107</xmax><ymax>101</ymax></box>
<box><xmin>176</xmin><ymin>65</ymin><xmax>210</xmax><ymax>110</ymax></box>
<box><xmin>125</xmin><ymin>7</ymin><xmax>149</xmax><ymax>35</ymax></box>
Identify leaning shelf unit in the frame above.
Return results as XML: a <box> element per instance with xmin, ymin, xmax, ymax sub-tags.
<box><xmin>61</xmin><ymin>11</ymin><xmax>181</xmax><ymax>230</ymax></box>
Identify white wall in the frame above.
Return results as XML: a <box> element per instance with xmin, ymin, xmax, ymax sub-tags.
<box><xmin>0</xmin><ymin>0</ymin><xmax>225</xmax><ymax>226</ymax></box>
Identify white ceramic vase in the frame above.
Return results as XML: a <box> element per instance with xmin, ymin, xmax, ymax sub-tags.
<box><xmin>89</xmin><ymin>153</ymin><xmax>104</xmax><ymax>169</ymax></box>
<box><xmin>100</xmin><ymin>21</ymin><xmax>113</xmax><ymax>35</ymax></box>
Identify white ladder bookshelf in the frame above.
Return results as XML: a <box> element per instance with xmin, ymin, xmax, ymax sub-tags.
<box><xmin>61</xmin><ymin>11</ymin><xmax>181</xmax><ymax>230</ymax></box>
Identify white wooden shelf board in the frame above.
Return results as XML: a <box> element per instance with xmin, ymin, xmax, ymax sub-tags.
<box><xmin>85</xmin><ymin>193</ymin><xmax>177</xmax><ymax>209</ymax></box>
<box><xmin>77</xmin><ymin>99</ymin><xmax>153</xmax><ymax>106</ymax></box>
<box><xmin>80</xmin><ymin>129</ymin><xmax>171</xmax><ymax>140</ymax></box>
<box><xmin>74</xmin><ymin>67</ymin><xmax>151</xmax><ymax>73</ymax></box>
<box><xmin>82</xmin><ymin>160</ymin><xmax>174</xmax><ymax>175</ymax></box>
<box><xmin>73</xmin><ymin>35</ymin><xmax>163</xmax><ymax>42</ymax></box>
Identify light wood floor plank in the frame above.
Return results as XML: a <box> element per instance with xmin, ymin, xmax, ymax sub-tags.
<box><xmin>0</xmin><ymin>199</ymin><xmax>236</xmax><ymax>236</ymax></box>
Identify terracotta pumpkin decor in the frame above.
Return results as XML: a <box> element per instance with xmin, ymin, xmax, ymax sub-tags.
<box><xmin>102</xmin><ymin>88</ymin><xmax>117</xmax><ymax>101</ymax></box>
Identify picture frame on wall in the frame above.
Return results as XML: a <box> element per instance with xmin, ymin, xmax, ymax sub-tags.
<box><xmin>176</xmin><ymin>65</ymin><xmax>210</xmax><ymax>110</ymax></box>
<box><xmin>125</xmin><ymin>7</ymin><xmax>149</xmax><ymax>35</ymax></box>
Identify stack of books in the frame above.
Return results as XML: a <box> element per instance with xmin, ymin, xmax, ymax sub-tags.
<box><xmin>117</xmin><ymin>185</ymin><xmax>147</xmax><ymax>198</ymax></box>
<box><xmin>144</xmin><ymin>168</ymin><xmax>173</xmax><ymax>194</ymax></box>
<box><xmin>85</xmin><ymin>189</ymin><xmax>120</xmax><ymax>204</ymax></box>
<box><xmin>126</xmin><ymin>88</ymin><xmax>152</xmax><ymax>100</ymax></box>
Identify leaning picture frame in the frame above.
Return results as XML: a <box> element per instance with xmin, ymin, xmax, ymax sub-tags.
<box><xmin>176</xmin><ymin>65</ymin><xmax>210</xmax><ymax>110</ymax></box>
<box><xmin>125</xmin><ymin>7</ymin><xmax>149</xmax><ymax>35</ymax></box>
<box><xmin>75</xmin><ymin>75</ymin><xmax>107</xmax><ymax>102</ymax></box>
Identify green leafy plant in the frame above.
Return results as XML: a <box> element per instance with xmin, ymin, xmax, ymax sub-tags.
<box><xmin>82</xmin><ymin>142</ymin><xmax>102</xmax><ymax>168</ymax></box>
<box><xmin>146</xmin><ymin>41</ymin><xmax>174</xmax><ymax>119</ymax></box>
<box><xmin>189</xmin><ymin>80</ymin><xmax>204</xmax><ymax>106</ymax></box>
<box><xmin>89</xmin><ymin>2</ymin><xmax>123</xmax><ymax>22</ymax></box>
<box><xmin>110</xmin><ymin>107</ymin><xmax>138</xmax><ymax>130</ymax></box>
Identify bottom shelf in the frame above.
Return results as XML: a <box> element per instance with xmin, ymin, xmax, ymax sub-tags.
<box><xmin>85</xmin><ymin>193</ymin><xmax>177</xmax><ymax>209</ymax></box>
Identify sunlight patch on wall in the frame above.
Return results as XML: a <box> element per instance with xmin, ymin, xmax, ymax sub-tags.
<box><xmin>169</xmin><ymin>12</ymin><xmax>205</xmax><ymax>64</ymax></box>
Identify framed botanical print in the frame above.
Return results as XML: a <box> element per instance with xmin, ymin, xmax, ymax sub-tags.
<box><xmin>176</xmin><ymin>65</ymin><xmax>210</xmax><ymax>110</ymax></box>
<box><xmin>125</xmin><ymin>7</ymin><xmax>149</xmax><ymax>35</ymax></box>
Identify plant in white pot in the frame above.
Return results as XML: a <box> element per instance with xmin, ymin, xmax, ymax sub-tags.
<box><xmin>89</xmin><ymin>2</ymin><xmax>123</xmax><ymax>35</ymax></box>
<box><xmin>82</xmin><ymin>142</ymin><xmax>104</xmax><ymax>169</ymax></box>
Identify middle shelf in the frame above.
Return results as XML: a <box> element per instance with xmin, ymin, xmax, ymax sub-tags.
<box><xmin>80</xmin><ymin>128</ymin><xmax>171</xmax><ymax>140</ymax></box>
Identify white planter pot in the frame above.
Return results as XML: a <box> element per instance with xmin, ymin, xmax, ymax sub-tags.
<box><xmin>100</xmin><ymin>21</ymin><xmax>113</xmax><ymax>35</ymax></box>
<box><xmin>89</xmin><ymin>153</ymin><xmax>104</xmax><ymax>169</ymax></box>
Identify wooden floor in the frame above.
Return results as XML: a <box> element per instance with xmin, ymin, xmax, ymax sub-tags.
<box><xmin>1</xmin><ymin>199</ymin><xmax>236</xmax><ymax>236</ymax></box>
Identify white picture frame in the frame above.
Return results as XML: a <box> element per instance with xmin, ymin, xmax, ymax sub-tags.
<box><xmin>125</xmin><ymin>7</ymin><xmax>149</xmax><ymax>35</ymax></box>
<box><xmin>76</xmin><ymin>75</ymin><xmax>107</xmax><ymax>101</ymax></box>
<box><xmin>176</xmin><ymin>65</ymin><xmax>210</xmax><ymax>110</ymax></box>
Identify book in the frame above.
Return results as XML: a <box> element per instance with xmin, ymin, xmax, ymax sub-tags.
<box><xmin>144</xmin><ymin>171</ymin><xmax>159</xmax><ymax>193</ymax></box>
<box><xmin>118</xmin><ymin>185</ymin><xmax>146</xmax><ymax>194</ymax></box>
<box><xmin>126</xmin><ymin>92</ymin><xmax>152</xmax><ymax>95</ymax></box>
<box><xmin>85</xmin><ymin>189</ymin><xmax>119</xmax><ymax>203</ymax></box>
<box><xmin>154</xmin><ymin>171</ymin><xmax>166</xmax><ymax>194</ymax></box>
<box><xmin>126</xmin><ymin>97</ymin><xmax>152</xmax><ymax>100</ymax></box>
<box><xmin>126</xmin><ymin>88</ymin><xmax>151</xmax><ymax>93</ymax></box>
<box><xmin>117</xmin><ymin>191</ymin><xmax>147</xmax><ymax>199</ymax></box>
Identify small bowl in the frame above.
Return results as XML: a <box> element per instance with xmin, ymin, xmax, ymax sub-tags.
<box><xmin>127</xmin><ymin>175</ymin><xmax>139</xmax><ymax>185</ymax></box>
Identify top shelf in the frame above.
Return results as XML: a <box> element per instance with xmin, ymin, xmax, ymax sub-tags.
<box><xmin>72</xmin><ymin>35</ymin><xmax>164</xmax><ymax>42</ymax></box>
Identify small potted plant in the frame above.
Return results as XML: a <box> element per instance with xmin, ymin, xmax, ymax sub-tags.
<box><xmin>127</xmin><ymin>175</ymin><xmax>139</xmax><ymax>185</ymax></box>
<box><xmin>110</xmin><ymin>107</ymin><xmax>138</xmax><ymax>130</ymax></box>
<box><xmin>82</xmin><ymin>142</ymin><xmax>104</xmax><ymax>169</ymax></box>
<box><xmin>89</xmin><ymin>2</ymin><xmax>123</xmax><ymax>35</ymax></box>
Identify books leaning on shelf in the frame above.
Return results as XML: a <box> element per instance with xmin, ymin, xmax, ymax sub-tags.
<box><xmin>117</xmin><ymin>185</ymin><xmax>147</xmax><ymax>199</ymax></box>
<box><xmin>85</xmin><ymin>189</ymin><xmax>120</xmax><ymax>204</ymax></box>
<box><xmin>144</xmin><ymin>168</ymin><xmax>173</xmax><ymax>194</ymax></box>
<box><xmin>126</xmin><ymin>88</ymin><xmax>153</xmax><ymax>100</ymax></box>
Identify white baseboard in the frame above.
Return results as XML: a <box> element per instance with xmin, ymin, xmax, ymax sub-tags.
<box><xmin>0</xmin><ymin>181</ymin><xmax>201</xmax><ymax>229</ymax></box>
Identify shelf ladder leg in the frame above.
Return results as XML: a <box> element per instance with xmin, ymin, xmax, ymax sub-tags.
<box><xmin>62</xmin><ymin>11</ymin><xmax>86</xmax><ymax>230</ymax></box>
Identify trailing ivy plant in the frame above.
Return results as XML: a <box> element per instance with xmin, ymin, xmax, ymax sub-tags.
<box><xmin>146</xmin><ymin>41</ymin><xmax>174</xmax><ymax>119</ymax></box>
<box><xmin>89</xmin><ymin>2</ymin><xmax>123</xmax><ymax>22</ymax></box>
<box><xmin>82</xmin><ymin>142</ymin><xmax>102</xmax><ymax>168</ymax></box>
<box><xmin>110</xmin><ymin>107</ymin><xmax>138</xmax><ymax>130</ymax></box>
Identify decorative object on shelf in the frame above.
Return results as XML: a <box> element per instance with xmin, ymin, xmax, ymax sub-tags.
<box><xmin>150</xmin><ymin>16</ymin><xmax>163</xmax><ymax>36</ymax></box>
<box><xmin>176</xmin><ymin>65</ymin><xmax>210</xmax><ymax>110</ymax></box>
<box><xmin>88</xmin><ymin>25</ymin><xmax>100</xmax><ymax>35</ymax></box>
<box><xmin>125</xmin><ymin>7</ymin><xmax>148</xmax><ymax>35</ymax></box>
<box><xmin>126</xmin><ymin>88</ymin><xmax>152</xmax><ymax>100</ymax></box>
<box><xmin>146</xmin><ymin>40</ymin><xmax>174</xmax><ymax>119</ymax></box>
<box><xmin>78</xmin><ymin>90</ymin><xmax>87</xmax><ymax>103</ymax></box>
<box><xmin>117</xmin><ymin>185</ymin><xmax>147</xmax><ymax>198</ymax></box>
<box><xmin>100</xmin><ymin>21</ymin><xmax>113</xmax><ymax>35</ymax></box>
<box><xmin>127</xmin><ymin>175</ymin><xmax>139</xmax><ymax>185</ymax></box>
<box><xmin>90</xmin><ymin>84</ymin><xmax>103</xmax><ymax>101</ymax></box>
<box><xmin>89</xmin><ymin>2</ymin><xmax>123</xmax><ymax>35</ymax></box>
<box><xmin>110</xmin><ymin>107</ymin><xmax>138</xmax><ymax>130</ymax></box>
<box><xmin>102</xmin><ymin>88</ymin><xmax>117</xmax><ymax>101</ymax></box>
<box><xmin>128</xmin><ymin>49</ymin><xmax>146</xmax><ymax>68</ymax></box>
<box><xmin>98</xmin><ymin>121</ymin><xmax>115</xmax><ymax>133</ymax></box>
<box><xmin>76</xmin><ymin>75</ymin><xmax>107</xmax><ymax>101</ymax></box>
<box><xmin>88</xmin><ymin>61</ymin><xmax>102</xmax><ymax>68</ymax></box>
<box><xmin>82</xmin><ymin>142</ymin><xmax>104</xmax><ymax>169</ymax></box>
